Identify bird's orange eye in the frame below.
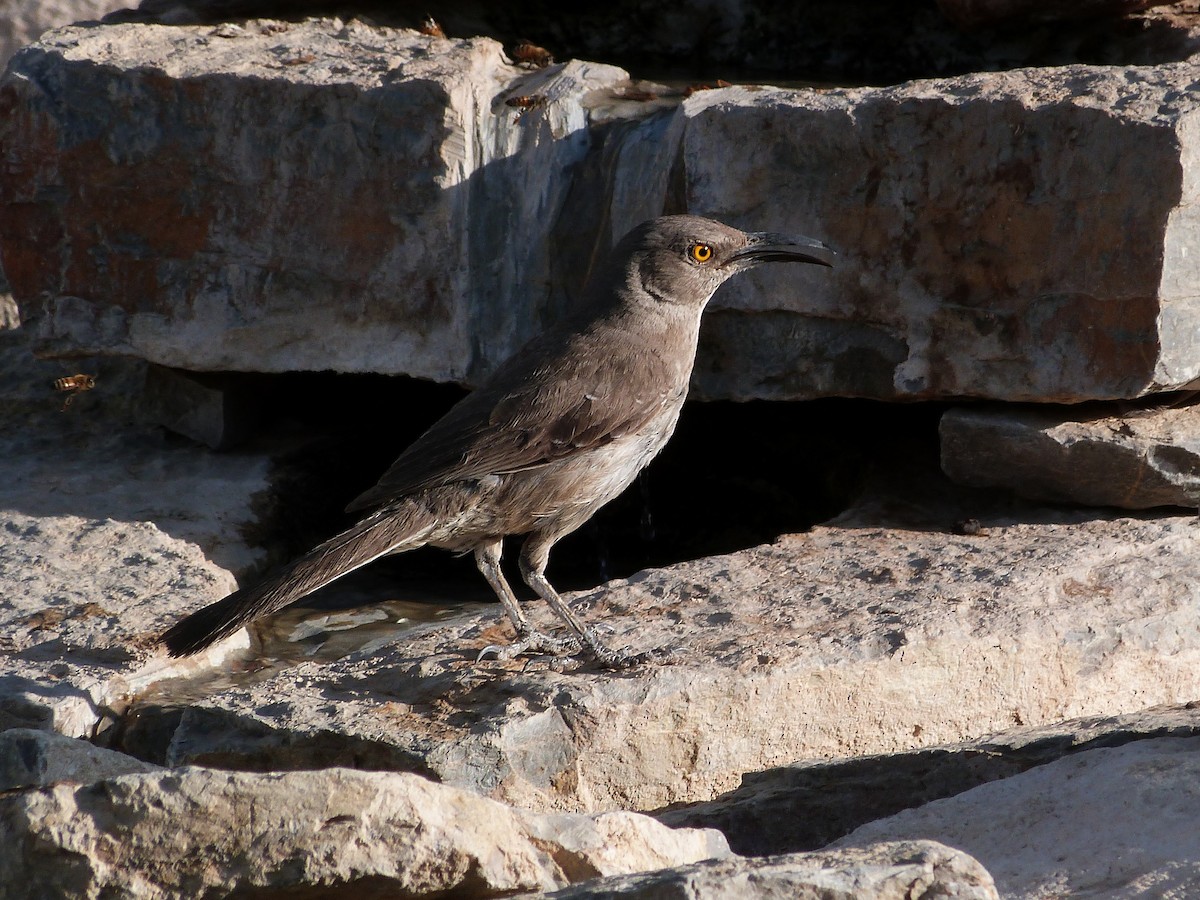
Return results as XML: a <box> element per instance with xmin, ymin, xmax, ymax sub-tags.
<box><xmin>688</xmin><ymin>243</ymin><xmax>713</xmax><ymax>263</ymax></box>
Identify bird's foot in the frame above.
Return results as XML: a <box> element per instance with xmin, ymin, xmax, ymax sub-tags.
<box><xmin>477</xmin><ymin>628</ymin><xmax>582</xmax><ymax>663</ymax></box>
<box><xmin>580</xmin><ymin>631</ymin><xmax>675</xmax><ymax>670</ymax></box>
<box><xmin>476</xmin><ymin>625</ymin><xmax>674</xmax><ymax>671</ymax></box>
<box><xmin>587</xmin><ymin>644</ymin><xmax>649</xmax><ymax>670</ymax></box>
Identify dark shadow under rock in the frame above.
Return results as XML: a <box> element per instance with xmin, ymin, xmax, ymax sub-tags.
<box><xmin>654</xmin><ymin>703</ymin><xmax>1200</xmax><ymax>855</ymax></box>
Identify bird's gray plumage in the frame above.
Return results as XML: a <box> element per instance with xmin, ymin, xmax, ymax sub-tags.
<box><xmin>162</xmin><ymin>215</ymin><xmax>833</xmax><ymax>665</ymax></box>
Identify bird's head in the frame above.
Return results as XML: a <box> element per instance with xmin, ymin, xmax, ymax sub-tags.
<box><xmin>617</xmin><ymin>215</ymin><xmax>834</xmax><ymax>310</ymax></box>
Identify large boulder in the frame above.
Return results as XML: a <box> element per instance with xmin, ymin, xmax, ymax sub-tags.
<box><xmin>127</xmin><ymin>504</ymin><xmax>1200</xmax><ymax>814</ymax></box>
<box><xmin>0</xmin><ymin>20</ymin><xmax>628</xmax><ymax>384</ymax></box>
<box><xmin>0</xmin><ymin>766</ymin><xmax>728</xmax><ymax>899</ymax></box>
<box><xmin>658</xmin><ymin>703</ymin><xmax>1200</xmax><ymax>854</ymax></box>
<box><xmin>675</xmin><ymin>65</ymin><xmax>1200</xmax><ymax>401</ymax></box>
<box><xmin>6</xmin><ymin>22</ymin><xmax>1200</xmax><ymax>402</ymax></box>
<box><xmin>834</xmin><ymin>736</ymin><xmax>1200</xmax><ymax>897</ymax></box>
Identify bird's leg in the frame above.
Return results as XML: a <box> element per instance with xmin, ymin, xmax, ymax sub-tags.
<box><xmin>518</xmin><ymin>538</ymin><xmax>648</xmax><ymax>669</ymax></box>
<box><xmin>473</xmin><ymin>541</ymin><xmax>580</xmax><ymax>661</ymax></box>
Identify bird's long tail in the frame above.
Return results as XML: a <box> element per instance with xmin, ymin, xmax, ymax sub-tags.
<box><xmin>161</xmin><ymin>505</ymin><xmax>435</xmax><ymax>657</ymax></box>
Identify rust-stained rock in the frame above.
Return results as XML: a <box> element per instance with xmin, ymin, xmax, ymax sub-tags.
<box><xmin>0</xmin><ymin>20</ymin><xmax>628</xmax><ymax>385</ymax></box>
<box><xmin>675</xmin><ymin>66</ymin><xmax>1200</xmax><ymax>402</ymax></box>
<box><xmin>6</xmin><ymin>26</ymin><xmax>1200</xmax><ymax>403</ymax></box>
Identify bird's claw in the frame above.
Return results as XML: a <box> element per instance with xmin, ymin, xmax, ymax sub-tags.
<box><xmin>586</xmin><ymin>641</ymin><xmax>676</xmax><ymax>670</ymax></box>
<box><xmin>476</xmin><ymin>625</ymin><xmax>673</xmax><ymax>671</ymax></box>
<box><xmin>477</xmin><ymin>629</ymin><xmax>582</xmax><ymax>663</ymax></box>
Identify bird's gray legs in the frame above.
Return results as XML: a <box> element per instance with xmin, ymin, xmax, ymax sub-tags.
<box><xmin>474</xmin><ymin>541</ymin><xmax>580</xmax><ymax>661</ymax></box>
<box><xmin>518</xmin><ymin>537</ymin><xmax>646</xmax><ymax>669</ymax></box>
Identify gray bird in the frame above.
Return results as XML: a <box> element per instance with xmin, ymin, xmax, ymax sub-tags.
<box><xmin>162</xmin><ymin>215</ymin><xmax>833</xmax><ymax>667</ymax></box>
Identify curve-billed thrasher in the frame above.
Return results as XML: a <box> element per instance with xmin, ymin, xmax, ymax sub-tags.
<box><xmin>162</xmin><ymin>215</ymin><xmax>833</xmax><ymax>667</ymax></box>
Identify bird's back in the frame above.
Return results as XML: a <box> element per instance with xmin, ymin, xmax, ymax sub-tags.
<box><xmin>347</xmin><ymin>300</ymin><xmax>694</xmax><ymax>516</ymax></box>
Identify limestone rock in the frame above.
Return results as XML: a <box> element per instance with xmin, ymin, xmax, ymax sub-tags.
<box><xmin>514</xmin><ymin>840</ymin><xmax>998</xmax><ymax>899</ymax></box>
<box><xmin>0</xmin><ymin>20</ymin><xmax>628</xmax><ymax>385</ymax></box>
<box><xmin>132</xmin><ymin>506</ymin><xmax>1200</xmax><ymax>813</ymax></box>
<box><xmin>0</xmin><ymin>728</ymin><xmax>161</xmax><ymax>790</ymax></box>
<box><xmin>0</xmin><ymin>766</ymin><xmax>729</xmax><ymax>899</ymax></box>
<box><xmin>835</xmin><ymin>736</ymin><xmax>1200</xmax><ymax>898</ymax></box>
<box><xmin>676</xmin><ymin>65</ymin><xmax>1200</xmax><ymax>402</ymax></box>
<box><xmin>6</xmin><ymin>24</ymin><xmax>1200</xmax><ymax>403</ymax></box>
<box><xmin>940</xmin><ymin>401</ymin><xmax>1200</xmax><ymax>508</ymax></box>
<box><xmin>657</xmin><ymin>703</ymin><xmax>1200</xmax><ymax>854</ymax></box>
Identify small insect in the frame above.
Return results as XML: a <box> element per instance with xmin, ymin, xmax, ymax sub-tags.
<box><xmin>418</xmin><ymin>16</ymin><xmax>445</xmax><ymax>38</ymax></box>
<box><xmin>504</xmin><ymin>94</ymin><xmax>549</xmax><ymax>121</ymax></box>
<box><xmin>53</xmin><ymin>373</ymin><xmax>97</xmax><ymax>410</ymax></box>
<box><xmin>511</xmin><ymin>40</ymin><xmax>553</xmax><ymax>69</ymax></box>
<box><xmin>281</xmin><ymin>52</ymin><xmax>316</xmax><ymax>66</ymax></box>
<box><xmin>505</xmin><ymin>94</ymin><xmax>548</xmax><ymax>110</ymax></box>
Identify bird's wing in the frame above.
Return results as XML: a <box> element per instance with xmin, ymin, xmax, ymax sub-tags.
<box><xmin>346</xmin><ymin>324</ymin><xmax>677</xmax><ymax>512</ymax></box>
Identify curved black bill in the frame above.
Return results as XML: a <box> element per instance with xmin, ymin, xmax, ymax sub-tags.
<box><xmin>725</xmin><ymin>232</ymin><xmax>836</xmax><ymax>268</ymax></box>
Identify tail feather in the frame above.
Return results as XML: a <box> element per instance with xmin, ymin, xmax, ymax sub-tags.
<box><xmin>161</xmin><ymin>508</ymin><xmax>433</xmax><ymax>657</ymax></box>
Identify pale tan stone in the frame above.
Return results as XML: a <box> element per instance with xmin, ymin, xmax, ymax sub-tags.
<box><xmin>0</xmin><ymin>767</ymin><xmax>729</xmax><ymax>899</ymax></box>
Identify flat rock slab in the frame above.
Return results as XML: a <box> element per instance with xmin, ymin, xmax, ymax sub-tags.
<box><xmin>0</xmin><ymin>727</ymin><xmax>161</xmax><ymax>790</ymax></box>
<box><xmin>0</xmin><ymin>766</ymin><xmax>728</xmax><ymax>899</ymax></box>
<box><xmin>676</xmin><ymin>64</ymin><xmax>1200</xmax><ymax>402</ymax></box>
<box><xmin>135</xmin><ymin>507</ymin><xmax>1200</xmax><ymax>813</ymax></box>
<box><xmin>835</xmin><ymin>736</ymin><xmax>1200</xmax><ymax>897</ymax></box>
<box><xmin>940</xmin><ymin>401</ymin><xmax>1200</xmax><ymax>508</ymax></box>
<box><xmin>658</xmin><ymin>703</ymin><xmax>1200</xmax><ymax>854</ymax></box>
<box><xmin>7</xmin><ymin>23</ymin><xmax>1200</xmax><ymax>403</ymax></box>
<box><xmin>516</xmin><ymin>840</ymin><xmax>998</xmax><ymax>899</ymax></box>
<box><xmin>0</xmin><ymin>19</ymin><xmax>628</xmax><ymax>385</ymax></box>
